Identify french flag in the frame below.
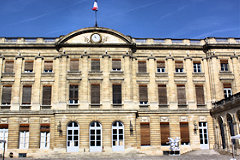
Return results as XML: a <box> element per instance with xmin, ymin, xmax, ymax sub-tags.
<box><xmin>92</xmin><ymin>0</ymin><xmax>98</xmax><ymax>11</ymax></box>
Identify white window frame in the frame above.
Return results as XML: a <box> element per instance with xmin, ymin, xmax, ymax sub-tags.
<box><xmin>40</xmin><ymin>132</ymin><xmax>50</xmax><ymax>149</ymax></box>
<box><xmin>157</xmin><ymin>68</ymin><xmax>165</xmax><ymax>73</ymax></box>
<box><xmin>175</xmin><ymin>68</ymin><xmax>184</xmax><ymax>73</ymax></box>
<box><xmin>224</xmin><ymin>88</ymin><xmax>232</xmax><ymax>98</ymax></box>
<box><xmin>19</xmin><ymin>131</ymin><xmax>29</xmax><ymax>149</ymax></box>
<box><xmin>0</xmin><ymin>128</ymin><xmax>8</xmax><ymax>150</ymax></box>
<box><xmin>221</xmin><ymin>63</ymin><xmax>228</xmax><ymax>72</ymax></box>
<box><xmin>193</xmin><ymin>63</ymin><xmax>201</xmax><ymax>73</ymax></box>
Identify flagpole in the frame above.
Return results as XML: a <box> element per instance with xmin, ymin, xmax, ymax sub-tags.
<box><xmin>95</xmin><ymin>10</ymin><xmax>98</xmax><ymax>27</ymax></box>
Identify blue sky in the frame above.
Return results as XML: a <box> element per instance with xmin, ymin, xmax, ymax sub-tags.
<box><xmin>0</xmin><ymin>0</ymin><xmax>239</xmax><ymax>39</ymax></box>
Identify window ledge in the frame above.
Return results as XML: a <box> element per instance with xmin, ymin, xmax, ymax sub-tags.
<box><xmin>174</xmin><ymin>72</ymin><xmax>187</xmax><ymax>76</ymax></box>
<box><xmin>41</xmin><ymin>105</ymin><xmax>51</xmax><ymax>110</ymax></box>
<box><xmin>22</xmin><ymin>72</ymin><xmax>35</xmax><ymax>77</ymax></box>
<box><xmin>68</xmin><ymin>103</ymin><xmax>79</xmax><ymax>106</ymax></box>
<box><xmin>155</xmin><ymin>72</ymin><xmax>168</xmax><ymax>77</ymax></box>
<box><xmin>112</xmin><ymin>104</ymin><xmax>123</xmax><ymax>107</ymax></box>
<box><xmin>192</xmin><ymin>72</ymin><xmax>205</xmax><ymax>77</ymax></box>
<box><xmin>178</xmin><ymin>104</ymin><xmax>188</xmax><ymax>108</ymax></box>
<box><xmin>158</xmin><ymin>104</ymin><xmax>169</xmax><ymax>108</ymax></box>
<box><xmin>20</xmin><ymin>105</ymin><xmax>31</xmax><ymax>110</ymax></box>
<box><xmin>41</xmin><ymin>73</ymin><xmax>54</xmax><ymax>77</ymax></box>
<box><xmin>219</xmin><ymin>71</ymin><xmax>232</xmax><ymax>74</ymax></box>
<box><xmin>68</xmin><ymin>71</ymin><xmax>81</xmax><ymax>74</ymax></box>
<box><xmin>89</xmin><ymin>71</ymin><xmax>102</xmax><ymax>74</ymax></box>
<box><xmin>137</xmin><ymin>72</ymin><xmax>149</xmax><ymax>77</ymax></box>
<box><xmin>197</xmin><ymin>104</ymin><xmax>206</xmax><ymax>108</ymax></box>
<box><xmin>110</xmin><ymin>70</ymin><xmax>123</xmax><ymax>74</ymax></box>
<box><xmin>0</xmin><ymin>105</ymin><xmax>10</xmax><ymax>110</ymax></box>
<box><xmin>90</xmin><ymin>104</ymin><xmax>102</xmax><ymax>108</ymax></box>
<box><xmin>2</xmin><ymin>73</ymin><xmax>15</xmax><ymax>77</ymax></box>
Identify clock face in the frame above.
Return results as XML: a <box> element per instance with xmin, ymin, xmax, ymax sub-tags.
<box><xmin>91</xmin><ymin>33</ymin><xmax>101</xmax><ymax>43</ymax></box>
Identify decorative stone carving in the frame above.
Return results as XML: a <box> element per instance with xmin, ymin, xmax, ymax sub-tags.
<box><xmin>140</xmin><ymin>117</ymin><xmax>150</xmax><ymax>122</ymax></box>
<box><xmin>0</xmin><ymin>118</ymin><xmax>8</xmax><ymax>124</ymax></box>
<box><xmin>41</xmin><ymin>118</ymin><xmax>50</xmax><ymax>124</ymax></box>
<box><xmin>20</xmin><ymin>118</ymin><xmax>29</xmax><ymax>124</ymax></box>
<box><xmin>199</xmin><ymin>116</ymin><xmax>207</xmax><ymax>122</ymax></box>
<box><xmin>160</xmin><ymin>117</ymin><xmax>169</xmax><ymax>122</ymax></box>
<box><xmin>180</xmin><ymin>116</ymin><xmax>188</xmax><ymax>122</ymax></box>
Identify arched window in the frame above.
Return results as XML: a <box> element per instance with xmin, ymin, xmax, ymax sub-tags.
<box><xmin>227</xmin><ymin>114</ymin><xmax>235</xmax><ymax>144</ymax></box>
<box><xmin>218</xmin><ymin>117</ymin><xmax>226</xmax><ymax>149</ymax></box>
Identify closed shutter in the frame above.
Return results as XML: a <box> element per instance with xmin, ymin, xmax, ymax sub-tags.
<box><xmin>24</xmin><ymin>61</ymin><xmax>33</xmax><ymax>72</ymax></box>
<box><xmin>175</xmin><ymin>61</ymin><xmax>183</xmax><ymax>69</ymax></box>
<box><xmin>112</xmin><ymin>59</ymin><xmax>121</xmax><ymax>70</ymax></box>
<box><xmin>180</xmin><ymin>122</ymin><xmax>190</xmax><ymax>144</ymax></box>
<box><xmin>44</xmin><ymin>61</ymin><xmax>53</xmax><ymax>71</ymax></box>
<box><xmin>70</xmin><ymin>59</ymin><xmax>79</xmax><ymax>72</ymax></box>
<box><xmin>177</xmin><ymin>85</ymin><xmax>186</xmax><ymax>105</ymax></box>
<box><xmin>195</xmin><ymin>85</ymin><xmax>205</xmax><ymax>105</ymax></box>
<box><xmin>91</xmin><ymin>84</ymin><xmax>100</xmax><ymax>104</ymax></box>
<box><xmin>138</xmin><ymin>61</ymin><xmax>146</xmax><ymax>73</ymax></box>
<box><xmin>40</xmin><ymin>124</ymin><xmax>50</xmax><ymax>132</ymax></box>
<box><xmin>140</xmin><ymin>123</ymin><xmax>150</xmax><ymax>146</ymax></box>
<box><xmin>91</xmin><ymin>59</ymin><xmax>100</xmax><ymax>71</ymax></box>
<box><xmin>113</xmin><ymin>84</ymin><xmax>122</xmax><ymax>104</ymax></box>
<box><xmin>42</xmin><ymin>86</ymin><xmax>51</xmax><ymax>105</ymax></box>
<box><xmin>22</xmin><ymin>86</ymin><xmax>32</xmax><ymax>104</ymax></box>
<box><xmin>0</xmin><ymin>124</ymin><xmax>8</xmax><ymax>129</ymax></box>
<box><xmin>223</xmin><ymin>83</ymin><xmax>231</xmax><ymax>88</ymax></box>
<box><xmin>158</xmin><ymin>85</ymin><xmax>167</xmax><ymax>104</ymax></box>
<box><xmin>157</xmin><ymin>61</ymin><xmax>165</xmax><ymax>68</ymax></box>
<box><xmin>69</xmin><ymin>85</ymin><xmax>78</xmax><ymax>100</ymax></box>
<box><xmin>2</xmin><ymin>86</ymin><xmax>12</xmax><ymax>104</ymax></box>
<box><xmin>139</xmin><ymin>85</ymin><xmax>148</xmax><ymax>102</ymax></box>
<box><xmin>4</xmin><ymin>61</ymin><xmax>14</xmax><ymax>73</ymax></box>
<box><xmin>160</xmin><ymin>122</ymin><xmax>170</xmax><ymax>145</ymax></box>
<box><xmin>19</xmin><ymin>124</ymin><xmax>29</xmax><ymax>131</ymax></box>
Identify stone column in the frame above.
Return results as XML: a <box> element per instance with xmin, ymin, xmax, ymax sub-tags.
<box><xmin>202</xmin><ymin>58</ymin><xmax>212</xmax><ymax>109</ymax></box>
<box><xmin>52</xmin><ymin>56</ymin><xmax>60</xmax><ymax>109</ymax></box>
<box><xmin>131</xmin><ymin>56</ymin><xmax>138</xmax><ymax>109</ymax></box>
<box><xmin>149</xmin><ymin>115</ymin><xmax>161</xmax><ymax>148</ymax></box>
<box><xmin>8</xmin><ymin>117</ymin><xmax>19</xmax><ymax>149</ymax></box>
<box><xmin>123</xmin><ymin>53</ymin><xmax>132</xmax><ymax>109</ymax></box>
<box><xmin>231</xmin><ymin>55</ymin><xmax>240</xmax><ymax>93</ymax></box>
<box><xmin>29</xmin><ymin>117</ymin><xmax>40</xmax><ymax>148</ymax></box>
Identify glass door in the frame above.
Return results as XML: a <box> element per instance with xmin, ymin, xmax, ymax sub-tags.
<box><xmin>89</xmin><ymin>121</ymin><xmax>102</xmax><ymax>152</ymax></box>
<box><xmin>67</xmin><ymin>122</ymin><xmax>79</xmax><ymax>152</ymax></box>
<box><xmin>199</xmin><ymin>122</ymin><xmax>209</xmax><ymax>149</ymax></box>
<box><xmin>112</xmin><ymin>121</ymin><xmax>124</xmax><ymax>152</ymax></box>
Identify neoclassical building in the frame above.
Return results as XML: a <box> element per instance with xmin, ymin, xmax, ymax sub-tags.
<box><xmin>0</xmin><ymin>27</ymin><xmax>239</xmax><ymax>158</ymax></box>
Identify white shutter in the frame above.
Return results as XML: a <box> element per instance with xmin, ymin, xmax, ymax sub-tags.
<box><xmin>40</xmin><ymin>132</ymin><xmax>45</xmax><ymax>149</ymax></box>
<box><xmin>0</xmin><ymin>130</ymin><xmax>3</xmax><ymax>149</ymax></box>
<box><xmin>19</xmin><ymin>131</ymin><xmax>24</xmax><ymax>149</ymax></box>
<box><xmin>25</xmin><ymin>131</ymin><xmax>29</xmax><ymax>149</ymax></box>
<box><xmin>5</xmin><ymin>129</ymin><xmax>8</xmax><ymax>149</ymax></box>
<box><xmin>47</xmin><ymin>132</ymin><xmax>50</xmax><ymax>149</ymax></box>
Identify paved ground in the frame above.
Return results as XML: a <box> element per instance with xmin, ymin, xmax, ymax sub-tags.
<box><xmin>3</xmin><ymin>150</ymin><xmax>238</xmax><ymax>160</ymax></box>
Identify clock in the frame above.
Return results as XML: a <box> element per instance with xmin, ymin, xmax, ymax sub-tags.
<box><xmin>90</xmin><ymin>33</ymin><xmax>101</xmax><ymax>43</ymax></box>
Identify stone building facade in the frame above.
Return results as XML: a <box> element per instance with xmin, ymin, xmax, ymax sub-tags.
<box><xmin>0</xmin><ymin>27</ymin><xmax>239</xmax><ymax>158</ymax></box>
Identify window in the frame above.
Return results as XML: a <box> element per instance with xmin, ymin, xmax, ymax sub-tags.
<box><xmin>42</xmin><ymin>86</ymin><xmax>51</xmax><ymax>105</ymax></box>
<box><xmin>180</xmin><ymin>122</ymin><xmax>190</xmax><ymax>145</ymax></box>
<box><xmin>175</xmin><ymin>61</ymin><xmax>183</xmax><ymax>73</ymax></box>
<box><xmin>22</xmin><ymin>86</ymin><xmax>32</xmax><ymax>105</ymax></box>
<box><xmin>19</xmin><ymin>124</ymin><xmax>29</xmax><ymax>149</ymax></box>
<box><xmin>139</xmin><ymin>85</ymin><xmax>148</xmax><ymax>104</ymax></box>
<box><xmin>195</xmin><ymin>85</ymin><xmax>205</xmax><ymax>105</ymax></box>
<box><xmin>24</xmin><ymin>61</ymin><xmax>33</xmax><ymax>72</ymax></box>
<box><xmin>70</xmin><ymin>59</ymin><xmax>79</xmax><ymax>72</ymax></box>
<box><xmin>138</xmin><ymin>61</ymin><xmax>147</xmax><ymax>73</ymax></box>
<box><xmin>91</xmin><ymin>59</ymin><xmax>100</xmax><ymax>72</ymax></box>
<box><xmin>223</xmin><ymin>84</ymin><xmax>232</xmax><ymax>98</ymax></box>
<box><xmin>193</xmin><ymin>62</ymin><xmax>201</xmax><ymax>73</ymax></box>
<box><xmin>160</xmin><ymin>122</ymin><xmax>170</xmax><ymax>146</ymax></box>
<box><xmin>112</xmin><ymin>59</ymin><xmax>121</xmax><ymax>71</ymax></box>
<box><xmin>0</xmin><ymin>124</ymin><xmax>8</xmax><ymax>150</ymax></box>
<box><xmin>158</xmin><ymin>85</ymin><xmax>167</xmax><ymax>105</ymax></box>
<box><xmin>220</xmin><ymin>60</ymin><xmax>229</xmax><ymax>72</ymax></box>
<box><xmin>157</xmin><ymin>61</ymin><xmax>165</xmax><ymax>73</ymax></box>
<box><xmin>69</xmin><ymin>85</ymin><xmax>78</xmax><ymax>104</ymax></box>
<box><xmin>177</xmin><ymin>85</ymin><xmax>186</xmax><ymax>105</ymax></box>
<box><xmin>2</xmin><ymin>86</ymin><xmax>12</xmax><ymax>105</ymax></box>
<box><xmin>112</xmin><ymin>84</ymin><xmax>122</xmax><ymax>104</ymax></box>
<box><xmin>91</xmin><ymin>84</ymin><xmax>100</xmax><ymax>105</ymax></box>
<box><xmin>40</xmin><ymin>124</ymin><xmax>50</xmax><ymax>149</ymax></box>
<box><xmin>4</xmin><ymin>61</ymin><xmax>14</xmax><ymax>73</ymax></box>
<box><xmin>44</xmin><ymin>61</ymin><xmax>53</xmax><ymax>73</ymax></box>
<box><xmin>140</xmin><ymin>123</ymin><xmax>150</xmax><ymax>146</ymax></box>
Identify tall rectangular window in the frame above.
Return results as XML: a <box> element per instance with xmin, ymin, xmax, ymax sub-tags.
<box><xmin>91</xmin><ymin>84</ymin><xmax>100</xmax><ymax>104</ymax></box>
<box><xmin>195</xmin><ymin>85</ymin><xmax>205</xmax><ymax>105</ymax></box>
<box><xmin>40</xmin><ymin>124</ymin><xmax>50</xmax><ymax>149</ymax></box>
<box><xmin>70</xmin><ymin>59</ymin><xmax>79</xmax><ymax>72</ymax></box>
<box><xmin>175</xmin><ymin>61</ymin><xmax>183</xmax><ymax>73</ymax></box>
<box><xmin>19</xmin><ymin>124</ymin><xmax>29</xmax><ymax>149</ymax></box>
<box><xmin>180</xmin><ymin>122</ymin><xmax>190</xmax><ymax>145</ymax></box>
<box><xmin>138</xmin><ymin>61</ymin><xmax>147</xmax><ymax>73</ymax></box>
<box><xmin>69</xmin><ymin>85</ymin><xmax>78</xmax><ymax>104</ymax></box>
<box><xmin>91</xmin><ymin>59</ymin><xmax>100</xmax><ymax>72</ymax></box>
<box><xmin>112</xmin><ymin>84</ymin><xmax>122</xmax><ymax>104</ymax></box>
<box><xmin>2</xmin><ymin>86</ymin><xmax>12</xmax><ymax>105</ymax></box>
<box><xmin>42</xmin><ymin>86</ymin><xmax>52</xmax><ymax>105</ymax></box>
<box><xmin>139</xmin><ymin>85</ymin><xmax>148</xmax><ymax>104</ymax></box>
<box><xmin>0</xmin><ymin>124</ymin><xmax>8</xmax><ymax>150</ymax></box>
<box><xmin>193</xmin><ymin>62</ymin><xmax>201</xmax><ymax>73</ymax></box>
<box><xmin>158</xmin><ymin>85</ymin><xmax>167</xmax><ymax>105</ymax></box>
<box><xmin>177</xmin><ymin>85</ymin><xmax>186</xmax><ymax>105</ymax></box>
<box><xmin>22</xmin><ymin>86</ymin><xmax>32</xmax><ymax>105</ymax></box>
<box><xmin>220</xmin><ymin>60</ymin><xmax>229</xmax><ymax>71</ymax></box>
<box><xmin>4</xmin><ymin>61</ymin><xmax>14</xmax><ymax>73</ymax></box>
<box><xmin>160</xmin><ymin>122</ymin><xmax>170</xmax><ymax>146</ymax></box>
<box><xmin>24</xmin><ymin>61</ymin><xmax>33</xmax><ymax>73</ymax></box>
<box><xmin>140</xmin><ymin>123</ymin><xmax>150</xmax><ymax>146</ymax></box>
<box><xmin>112</xmin><ymin>59</ymin><xmax>121</xmax><ymax>71</ymax></box>
<box><xmin>44</xmin><ymin>61</ymin><xmax>53</xmax><ymax>73</ymax></box>
<box><xmin>157</xmin><ymin>61</ymin><xmax>165</xmax><ymax>73</ymax></box>
<box><xmin>223</xmin><ymin>84</ymin><xmax>232</xmax><ymax>98</ymax></box>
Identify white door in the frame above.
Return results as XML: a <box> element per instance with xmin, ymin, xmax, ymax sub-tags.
<box><xmin>0</xmin><ymin>128</ymin><xmax>8</xmax><ymax>150</ymax></box>
<box><xmin>67</xmin><ymin>122</ymin><xmax>79</xmax><ymax>152</ymax></box>
<box><xmin>199</xmin><ymin>122</ymin><xmax>209</xmax><ymax>149</ymax></box>
<box><xmin>89</xmin><ymin>121</ymin><xmax>102</xmax><ymax>152</ymax></box>
<box><xmin>112</xmin><ymin>121</ymin><xmax>124</xmax><ymax>152</ymax></box>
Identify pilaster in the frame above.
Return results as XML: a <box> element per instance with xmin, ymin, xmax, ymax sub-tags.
<box><xmin>231</xmin><ymin>56</ymin><xmax>240</xmax><ymax>93</ymax></box>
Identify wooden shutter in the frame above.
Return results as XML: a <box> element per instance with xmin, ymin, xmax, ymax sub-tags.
<box><xmin>220</xmin><ymin>59</ymin><xmax>228</xmax><ymax>64</ymax></box>
<box><xmin>69</xmin><ymin>85</ymin><xmax>78</xmax><ymax>100</ymax></box>
<box><xmin>160</xmin><ymin>122</ymin><xmax>170</xmax><ymax>145</ymax></box>
<box><xmin>40</xmin><ymin>124</ymin><xmax>50</xmax><ymax>132</ymax></box>
<box><xmin>157</xmin><ymin>61</ymin><xmax>165</xmax><ymax>68</ymax></box>
<box><xmin>42</xmin><ymin>86</ymin><xmax>51</xmax><ymax>105</ymax></box>
<box><xmin>195</xmin><ymin>85</ymin><xmax>205</xmax><ymax>105</ymax></box>
<box><xmin>4</xmin><ymin>61</ymin><xmax>14</xmax><ymax>73</ymax></box>
<box><xmin>2</xmin><ymin>86</ymin><xmax>12</xmax><ymax>104</ymax></box>
<box><xmin>223</xmin><ymin>83</ymin><xmax>231</xmax><ymax>88</ymax></box>
<box><xmin>112</xmin><ymin>59</ymin><xmax>121</xmax><ymax>70</ymax></box>
<box><xmin>44</xmin><ymin>61</ymin><xmax>53</xmax><ymax>71</ymax></box>
<box><xmin>91</xmin><ymin>84</ymin><xmax>100</xmax><ymax>104</ymax></box>
<box><xmin>113</xmin><ymin>84</ymin><xmax>122</xmax><ymax>104</ymax></box>
<box><xmin>180</xmin><ymin>122</ymin><xmax>190</xmax><ymax>144</ymax></box>
<box><xmin>19</xmin><ymin>124</ymin><xmax>29</xmax><ymax>131</ymax></box>
<box><xmin>24</xmin><ymin>61</ymin><xmax>33</xmax><ymax>71</ymax></box>
<box><xmin>158</xmin><ymin>85</ymin><xmax>167</xmax><ymax>104</ymax></box>
<box><xmin>140</xmin><ymin>123</ymin><xmax>150</xmax><ymax>146</ymax></box>
<box><xmin>138</xmin><ymin>61</ymin><xmax>146</xmax><ymax>73</ymax></box>
<box><xmin>139</xmin><ymin>85</ymin><xmax>148</xmax><ymax>102</ymax></box>
<box><xmin>70</xmin><ymin>59</ymin><xmax>79</xmax><ymax>72</ymax></box>
<box><xmin>91</xmin><ymin>59</ymin><xmax>100</xmax><ymax>71</ymax></box>
<box><xmin>175</xmin><ymin>61</ymin><xmax>183</xmax><ymax>69</ymax></box>
<box><xmin>22</xmin><ymin>86</ymin><xmax>32</xmax><ymax>104</ymax></box>
<box><xmin>177</xmin><ymin>85</ymin><xmax>186</xmax><ymax>105</ymax></box>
